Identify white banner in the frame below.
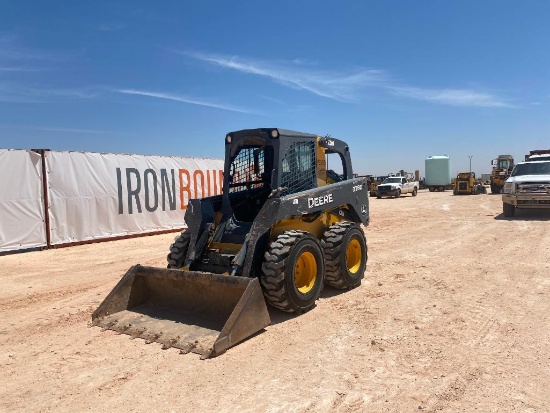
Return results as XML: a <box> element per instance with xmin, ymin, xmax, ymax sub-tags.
<box><xmin>46</xmin><ymin>151</ymin><xmax>224</xmax><ymax>245</ymax></box>
<box><xmin>0</xmin><ymin>149</ymin><xmax>47</xmax><ymax>252</ymax></box>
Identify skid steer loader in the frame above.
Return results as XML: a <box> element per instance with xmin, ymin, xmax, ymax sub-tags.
<box><xmin>93</xmin><ymin>128</ymin><xmax>370</xmax><ymax>358</ymax></box>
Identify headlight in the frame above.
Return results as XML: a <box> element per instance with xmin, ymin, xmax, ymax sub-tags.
<box><xmin>503</xmin><ymin>182</ymin><xmax>515</xmax><ymax>194</ymax></box>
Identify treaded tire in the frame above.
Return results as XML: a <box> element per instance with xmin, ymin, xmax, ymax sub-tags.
<box><xmin>412</xmin><ymin>188</ymin><xmax>418</xmax><ymax>196</ymax></box>
<box><xmin>167</xmin><ymin>230</ymin><xmax>191</xmax><ymax>268</ymax></box>
<box><xmin>395</xmin><ymin>188</ymin><xmax>401</xmax><ymax>198</ymax></box>
<box><xmin>321</xmin><ymin>222</ymin><xmax>367</xmax><ymax>289</ymax></box>
<box><xmin>261</xmin><ymin>230</ymin><xmax>324</xmax><ymax>313</ymax></box>
<box><xmin>503</xmin><ymin>202</ymin><xmax>515</xmax><ymax>217</ymax></box>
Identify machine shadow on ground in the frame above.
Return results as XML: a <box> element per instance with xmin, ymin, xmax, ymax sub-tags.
<box><xmin>494</xmin><ymin>209</ymin><xmax>550</xmax><ymax>221</ymax></box>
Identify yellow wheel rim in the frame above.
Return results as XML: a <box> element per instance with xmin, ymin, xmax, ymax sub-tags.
<box><xmin>294</xmin><ymin>251</ymin><xmax>317</xmax><ymax>294</ymax></box>
<box><xmin>346</xmin><ymin>238</ymin><xmax>362</xmax><ymax>274</ymax></box>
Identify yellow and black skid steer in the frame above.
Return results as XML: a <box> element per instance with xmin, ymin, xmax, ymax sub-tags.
<box><xmin>93</xmin><ymin>128</ymin><xmax>370</xmax><ymax>358</ymax></box>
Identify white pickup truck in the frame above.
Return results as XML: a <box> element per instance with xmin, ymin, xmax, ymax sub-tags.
<box><xmin>376</xmin><ymin>176</ymin><xmax>419</xmax><ymax>198</ymax></box>
<box><xmin>502</xmin><ymin>159</ymin><xmax>550</xmax><ymax>217</ymax></box>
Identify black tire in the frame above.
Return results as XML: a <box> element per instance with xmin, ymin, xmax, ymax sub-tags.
<box><xmin>503</xmin><ymin>203</ymin><xmax>515</xmax><ymax>217</ymax></box>
<box><xmin>261</xmin><ymin>231</ymin><xmax>325</xmax><ymax>313</ymax></box>
<box><xmin>167</xmin><ymin>230</ymin><xmax>191</xmax><ymax>268</ymax></box>
<box><xmin>395</xmin><ymin>188</ymin><xmax>401</xmax><ymax>198</ymax></box>
<box><xmin>412</xmin><ymin>187</ymin><xmax>418</xmax><ymax>197</ymax></box>
<box><xmin>429</xmin><ymin>186</ymin><xmax>435</xmax><ymax>192</ymax></box>
<box><xmin>322</xmin><ymin>222</ymin><xmax>367</xmax><ymax>289</ymax></box>
<box><xmin>376</xmin><ymin>194</ymin><xmax>381</xmax><ymax>199</ymax></box>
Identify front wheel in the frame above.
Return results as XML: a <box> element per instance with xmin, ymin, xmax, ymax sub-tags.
<box><xmin>261</xmin><ymin>231</ymin><xmax>325</xmax><ymax>313</ymax></box>
<box><xmin>503</xmin><ymin>203</ymin><xmax>515</xmax><ymax>217</ymax></box>
<box><xmin>322</xmin><ymin>222</ymin><xmax>367</xmax><ymax>289</ymax></box>
<box><xmin>167</xmin><ymin>230</ymin><xmax>191</xmax><ymax>268</ymax></box>
<box><xmin>394</xmin><ymin>189</ymin><xmax>401</xmax><ymax>198</ymax></box>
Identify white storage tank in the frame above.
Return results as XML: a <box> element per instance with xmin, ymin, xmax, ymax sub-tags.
<box><xmin>425</xmin><ymin>155</ymin><xmax>452</xmax><ymax>192</ymax></box>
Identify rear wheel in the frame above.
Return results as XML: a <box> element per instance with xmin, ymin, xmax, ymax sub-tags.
<box><xmin>412</xmin><ymin>188</ymin><xmax>418</xmax><ymax>196</ymax></box>
<box><xmin>261</xmin><ymin>231</ymin><xmax>324</xmax><ymax>313</ymax></box>
<box><xmin>429</xmin><ymin>186</ymin><xmax>435</xmax><ymax>192</ymax></box>
<box><xmin>322</xmin><ymin>222</ymin><xmax>367</xmax><ymax>289</ymax></box>
<box><xmin>167</xmin><ymin>230</ymin><xmax>191</xmax><ymax>268</ymax></box>
<box><xmin>503</xmin><ymin>202</ymin><xmax>515</xmax><ymax>217</ymax></box>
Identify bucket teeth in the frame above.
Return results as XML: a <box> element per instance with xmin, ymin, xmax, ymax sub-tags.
<box><xmin>130</xmin><ymin>328</ymin><xmax>146</xmax><ymax>339</ymax></box>
<box><xmin>145</xmin><ymin>333</ymin><xmax>161</xmax><ymax>344</ymax></box>
<box><xmin>102</xmin><ymin>319</ymin><xmax>119</xmax><ymax>330</ymax></box>
<box><xmin>178</xmin><ymin>341</ymin><xmax>197</xmax><ymax>355</ymax></box>
<box><xmin>161</xmin><ymin>338</ymin><xmax>178</xmax><ymax>350</ymax></box>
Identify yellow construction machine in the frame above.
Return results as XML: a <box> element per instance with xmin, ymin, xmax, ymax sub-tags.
<box><xmin>369</xmin><ymin>175</ymin><xmax>388</xmax><ymax>197</ymax></box>
<box><xmin>93</xmin><ymin>128</ymin><xmax>370</xmax><ymax>358</ymax></box>
<box><xmin>453</xmin><ymin>172</ymin><xmax>487</xmax><ymax>195</ymax></box>
<box><xmin>490</xmin><ymin>155</ymin><xmax>514</xmax><ymax>194</ymax></box>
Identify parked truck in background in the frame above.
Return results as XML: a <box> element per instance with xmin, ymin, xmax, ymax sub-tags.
<box><xmin>525</xmin><ymin>149</ymin><xmax>550</xmax><ymax>162</ymax></box>
<box><xmin>501</xmin><ymin>157</ymin><xmax>550</xmax><ymax>217</ymax></box>
<box><xmin>490</xmin><ymin>155</ymin><xmax>514</xmax><ymax>194</ymax></box>
<box><xmin>376</xmin><ymin>176</ymin><xmax>419</xmax><ymax>198</ymax></box>
<box><xmin>369</xmin><ymin>175</ymin><xmax>388</xmax><ymax>197</ymax></box>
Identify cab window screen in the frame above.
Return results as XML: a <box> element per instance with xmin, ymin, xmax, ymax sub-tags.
<box><xmin>229</xmin><ymin>147</ymin><xmax>265</xmax><ymax>193</ymax></box>
<box><xmin>281</xmin><ymin>141</ymin><xmax>316</xmax><ymax>194</ymax></box>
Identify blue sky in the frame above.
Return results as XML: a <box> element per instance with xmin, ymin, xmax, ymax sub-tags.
<box><xmin>0</xmin><ymin>0</ymin><xmax>549</xmax><ymax>176</ymax></box>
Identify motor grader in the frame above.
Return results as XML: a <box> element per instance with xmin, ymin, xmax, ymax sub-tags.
<box><xmin>93</xmin><ymin>128</ymin><xmax>370</xmax><ymax>358</ymax></box>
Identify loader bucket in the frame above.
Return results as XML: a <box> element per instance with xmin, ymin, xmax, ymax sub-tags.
<box><xmin>92</xmin><ymin>265</ymin><xmax>271</xmax><ymax>359</ymax></box>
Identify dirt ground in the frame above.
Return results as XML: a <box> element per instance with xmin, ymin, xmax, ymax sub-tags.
<box><xmin>2</xmin><ymin>189</ymin><xmax>550</xmax><ymax>413</ymax></box>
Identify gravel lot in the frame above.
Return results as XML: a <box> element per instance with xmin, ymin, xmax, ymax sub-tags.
<box><xmin>2</xmin><ymin>189</ymin><xmax>550</xmax><ymax>412</ymax></box>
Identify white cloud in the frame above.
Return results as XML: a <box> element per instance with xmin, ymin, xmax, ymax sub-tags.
<box><xmin>181</xmin><ymin>50</ymin><xmax>515</xmax><ymax>109</ymax></box>
<box><xmin>182</xmin><ymin>51</ymin><xmax>388</xmax><ymax>102</ymax></box>
<box><xmin>0</xmin><ymin>84</ymin><xmax>98</xmax><ymax>102</ymax></box>
<box><xmin>116</xmin><ymin>88</ymin><xmax>260</xmax><ymax>114</ymax></box>
<box><xmin>26</xmin><ymin>126</ymin><xmax>107</xmax><ymax>134</ymax></box>
<box><xmin>388</xmin><ymin>86</ymin><xmax>514</xmax><ymax>108</ymax></box>
<box><xmin>98</xmin><ymin>23</ymin><xmax>125</xmax><ymax>32</ymax></box>
<box><xmin>0</xmin><ymin>66</ymin><xmax>42</xmax><ymax>72</ymax></box>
